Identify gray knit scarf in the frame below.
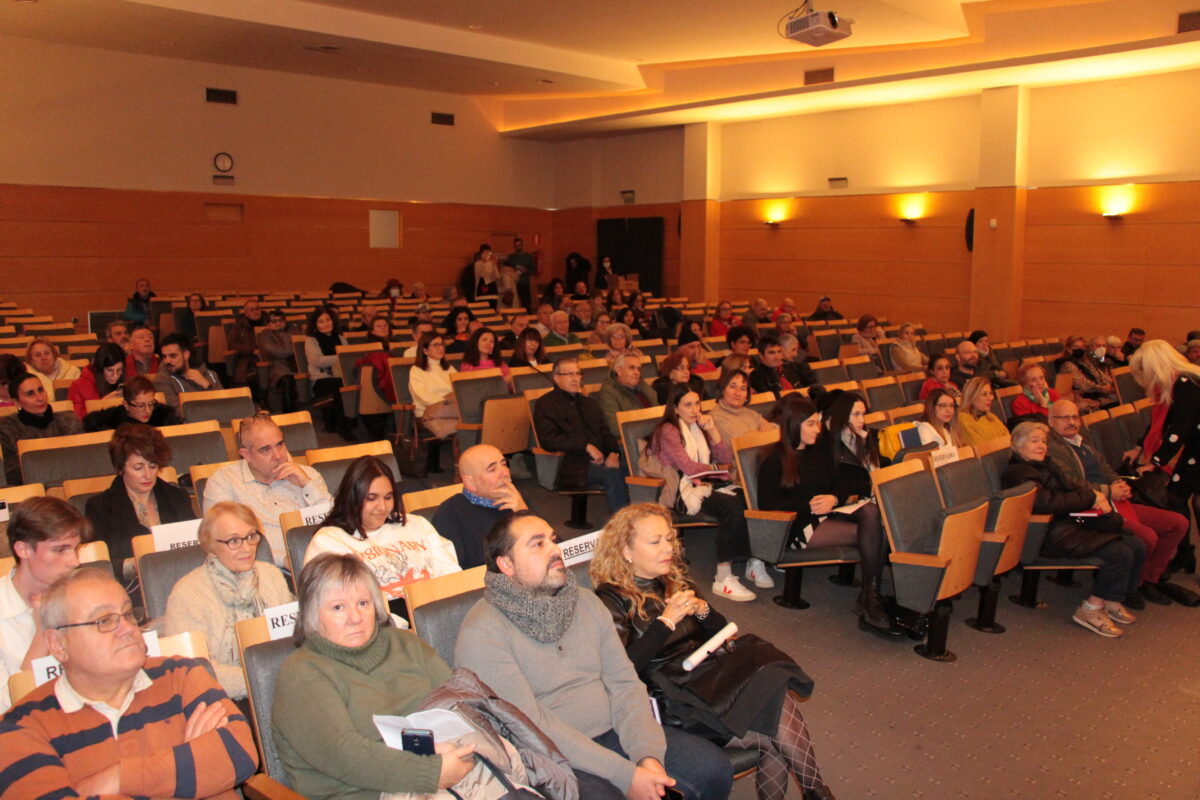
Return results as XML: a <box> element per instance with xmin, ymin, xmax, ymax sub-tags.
<box><xmin>484</xmin><ymin>568</ymin><xmax>578</xmax><ymax>644</ymax></box>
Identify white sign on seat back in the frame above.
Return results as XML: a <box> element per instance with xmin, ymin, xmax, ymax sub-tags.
<box><xmin>31</xmin><ymin>631</ymin><xmax>161</xmax><ymax>686</ymax></box>
<box><xmin>560</xmin><ymin>530</ymin><xmax>602</xmax><ymax>567</ymax></box>
<box><xmin>151</xmin><ymin>518</ymin><xmax>202</xmax><ymax>552</ymax></box>
<box><xmin>300</xmin><ymin>502</ymin><xmax>332</xmax><ymax>527</ymax></box>
<box><xmin>264</xmin><ymin>601</ymin><xmax>300</xmax><ymax>640</ymax></box>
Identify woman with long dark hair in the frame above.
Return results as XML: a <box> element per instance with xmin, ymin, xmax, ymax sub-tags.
<box><xmin>304</xmin><ymin>307</ymin><xmax>354</xmax><ymax>440</ymax></box>
<box><xmin>757</xmin><ymin>393</ymin><xmax>891</xmax><ymax>631</ymax></box>
<box><xmin>305</xmin><ymin>455</ymin><xmax>459</xmax><ymax>614</ymax></box>
<box><xmin>592</xmin><ymin>503</ymin><xmax>834</xmax><ymax>800</ymax></box>
<box><xmin>67</xmin><ymin>342</ymin><xmax>126</xmax><ymax>418</ymax></box>
<box><xmin>648</xmin><ymin>383</ymin><xmax>761</xmax><ymax>601</ymax></box>
<box><xmin>507</xmin><ymin>327</ymin><xmax>546</xmax><ymax>369</ymax></box>
<box><xmin>915</xmin><ymin>387</ymin><xmax>960</xmax><ymax>449</ymax></box>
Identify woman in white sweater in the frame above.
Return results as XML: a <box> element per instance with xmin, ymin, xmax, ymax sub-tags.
<box><xmin>408</xmin><ymin>331</ymin><xmax>459</xmax><ymax>439</ymax></box>
<box><xmin>304</xmin><ymin>455</ymin><xmax>460</xmax><ymax>614</ymax></box>
<box><xmin>914</xmin><ymin>387</ymin><xmax>961</xmax><ymax>449</ymax></box>
<box><xmin>162</xmin><ymin>501</ymin><xmax>293</xmax><ymax>700</ymax></box>
<box><xmin>25</xmin><ymin>338</ymin><xmax>81</xmax><ymax>399</ymax></box>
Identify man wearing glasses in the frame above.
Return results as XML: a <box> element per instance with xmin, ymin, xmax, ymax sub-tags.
<box><xmin>203</xmin><ymin>414</ymin><xmax>331</xmax><ymax>567</ymax></box>
<box><xmin>0</xmin><ymin>568</ymin><xmax>258</xmax><ymax>798</ymax></box>
<box><xmin>533</xmin><ymin>356</ymin><xmax>629</xmax><ymax>513</ymax></box>
<box><xmin>81</xmin><ymin>375</ymin><xmax>181</xmax><ymax>431</ymax></box>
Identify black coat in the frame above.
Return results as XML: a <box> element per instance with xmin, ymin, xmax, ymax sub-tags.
<box><xmin>1002</xmin><ymin>454</ymin><xmax>1121</xmax><ymax>558</ymax></box>
<box><xmin>82</xmin><ymin>403</ymin><xmax>181</xmax><ymax>433</ymax></box>
<box><xmin>651</xmin><ymin>375</ymin><xmax>705</xmax><ymax>405</ymax></box>
<box><xmin>595</xmin><ymin>578</ymin><xmax>813</xmax><ymax>744</ymax></box>
<box><xmin>533</xmin><ymin>387</ymin><xmax>621</xmax><ymax>490</ymax></box>
<box><xmin>1147</xmin><ymin>375</ymin><xmax>1200</xmax><ymax>496</ymax></box>
<box><xmin>757</xmin><ymin>446</ymin><xmax>848</xmax><ymax>543</ymax></box>
<box><xmin>84</xmin><ymin>474</ymin><xmax>196</xmax><ymax>571</ymax></box>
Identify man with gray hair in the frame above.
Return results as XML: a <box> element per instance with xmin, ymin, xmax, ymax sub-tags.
<box><xmin>544</xmin><ymin>310</ymin><xmax>581</xmax><ymax>348</ymax></box>
<box><xmin>593</xmin><ymin>352</ymin><xmax>654</xmax><ymax>438</ymax></box>
<box><xmin>203</xmin><ymin>413</ymin><xmax>331</xmax><ymax>566</ymax></box>
<box><xmin>533</xmin><ymin>356</ymin><xmax>629</xmax><ymax>512</ymax></box>
<box><xmin>0</xmin><ymin>568</ymin><xmax>257</xmax><ymax>798</ymax></box>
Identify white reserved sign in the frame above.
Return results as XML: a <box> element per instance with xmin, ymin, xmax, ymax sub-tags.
<box><xmin>151</xmin><ymin>518</ymin><xmax>202</xmax><ymax>552</ymax></box>
<box><xmin>264</xmin><ymin>601</ymin><xmax>299</xmax><ymax>641</ymax></box>
<box><xmin>300</xmin><ymin>502</ymin><xmax>332</xmax><ymax>527</ymax></box>
<box><xmin>560</xmin><ymin>530</ymin><xmax>602</xmax><ymax>566</ymax></box>
<box><xmin>930</xmin><ymin>447</ymin><xmax>961</xmax><ymax>469</ymax></box>
<box><xmin>31</xmin><ymin>631</ymin><xmax>161</xmax><ymax>687</ymax></box>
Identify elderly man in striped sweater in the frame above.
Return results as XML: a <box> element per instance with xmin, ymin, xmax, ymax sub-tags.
<box><xmin>0</xmin><ymin>568</ymin><xmax>258</xmax><ymax>799</ymax></box>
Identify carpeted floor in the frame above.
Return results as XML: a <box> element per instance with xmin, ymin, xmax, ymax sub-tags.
<box><xmin>341</xmin><ymin>435</ymin><xmax>1200</xmax><ymax>799</ymax></box>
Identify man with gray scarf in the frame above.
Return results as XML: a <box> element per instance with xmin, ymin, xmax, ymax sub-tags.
<box><xmin>455</xmin><ymin>511</ymin><xmax>732</xmax><ymax>800</ymax></box>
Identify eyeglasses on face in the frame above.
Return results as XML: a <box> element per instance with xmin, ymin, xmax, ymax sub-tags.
<box><xmin>215</xmin><ymin>531</ymin><xmax>263</xmax><ymax>550</ymax></box>
<box><xmin>56</xmin><ymin>610</ymin><xmax>142</xmax><ymax>633</ymax></box>
<box><xmin>126</xmin><ymin>400</ymin><xmax>157</xmax><ymax>411</ymax></box>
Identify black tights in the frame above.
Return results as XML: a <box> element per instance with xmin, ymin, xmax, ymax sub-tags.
<box><xmin>726</xmin><ymin>691</ymin><xmax>826</xmax><ymax>799</ymax></box>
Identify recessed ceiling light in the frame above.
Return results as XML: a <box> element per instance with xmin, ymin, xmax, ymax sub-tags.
<box><xmin>302</xmin><ymin>45</ymin><xmax>342</xmax><ymax>54</ymax></box>
<box><xmin>467</xmin><ymin>24</ymin><xmax>482</xmax><ymax>30</ymax></box>
<box><xmin>537</xmin><ymin>79</ymin><xmax>555</xmax><ymax>84</ymax></box>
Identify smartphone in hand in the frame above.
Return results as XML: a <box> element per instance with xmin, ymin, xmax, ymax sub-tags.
<box><xmin>401</xmin><ymin>728</ymin><xmax>435</xmax><ymax>755</ymax></box>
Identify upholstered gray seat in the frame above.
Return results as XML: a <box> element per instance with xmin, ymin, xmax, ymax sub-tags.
<box><xmin>243</xmin><ymin>637</ymin><xmax>299</xmax><ymax>786</ymax></box>
<box><xmin>310</xmin><ymin>450</ymin><xmax>401</xmax><ymax>497</ymax></box>
<box><xmin>864</xmin><ymin>381</ymin><xmax>905</xmax><ymax>413</ymax></box>
<box><xmin>160</xmin><ymin>424</ymin><xmax>228</xmax><ymax>478</ymax></box>
<box><xmin>20</xmin><ymin>432</ymin><xmax>113</xmax><ymax>487</ymax></box>
<box><xmin>181</xmin><ymin>391</ymin><xmax>256</xmax><ymax>426</ymax></box>
<box><xmin>285</xmin><ymin>523</ymin><xmax>322</xmax><ymax>580</ymax></box>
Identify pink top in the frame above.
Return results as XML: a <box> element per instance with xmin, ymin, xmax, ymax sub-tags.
<box><xmin>653</xmin><ymin>424</ymin><xmax>733</xmax><ymax>476</ymax></box>
<box><xmin>460</xmin><ymin>358</ymin><xmax>510</xmax><ymax>380</ymax></box>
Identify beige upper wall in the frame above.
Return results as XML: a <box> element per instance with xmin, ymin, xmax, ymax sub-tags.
<box><xmin>551</xmin><ymin>127</ymin><xmax>685</xmax><ymax>209</ymax></box>
<box><xmin>0</xmin><ymin>33</ymin><xmax>555</xmax><ymax>207</ymax></box>
<box><xmin>1026</xmin><ymin>68</ymin><xmax>1200</xmax><ymax>186</ymax></box>
<box><xmin>719</xmin><ymin>95</ymin><xmax>982</xmax><ymax>199</ymax></box>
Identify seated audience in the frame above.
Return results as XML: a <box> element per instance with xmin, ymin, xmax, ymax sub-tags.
<box><xmin>778</xmin><ymin>333</ymin><xmax>815</xmax><ymax>387</ymax></box>
<box><xmin>748</xmin><ymin>298</ymin><xmax>772</xmax><ymax>325</ymax></box>
<box><xmin>534</xmin><ymin>356</ymin><xmax>629</xmax><ymax>513</ymax></box>
<box><xmin>154</xmin><ymin>332</ymin><xmax>222</xmax><ymax>414</ymax></box>
<box><xmin>121</xmin><ymin>277</ymin><xmax>156</xmax><ymax>325</ymax></box>
<box><xmin>203</xmin><ymin>413</ymin><xmax>331</xmax><ymax>566</ymax></box>
<box><xmin>84</xmin><ymin>423</ymin><xmax>194</xmax><ymax>581</ymax></box>
<box><xmin>364</xmin><ymin>311</ymin><xmax>393</xmax><ymax>348</ymax></box>
<box><xmin>720</xmin><ymin>352</ymin><xmax>754</xmax><ymax>378</ymax></box>
<box><xmin>444</xmin><ymin>307</ymin><xmax>475</xmax><ymax>352</ymax></box>
<box><xmin>544</xmin><ymin>310</ymin><xmax>582</xmax><ymax>347</ymax></box>
<box><xmin>890</xmin><ymin>323</ymin><xmax>928</xmax><ymax>373</ymax></box>
<box><xmin>403</xmin><ymin>320</ymin><xmax>436</xmax><ymax>357</ymax></box>
<box><xmin>595</xmin><ymin>255</ymin><xmax>617</xmax><ymax>289</ymax></box>
<box><xmin>125</xmin><ymin>327</ymin><xmax>159</xmax><ymax>378</ymax></box>
<box><xmin>257</xmin><ymin>309</ymin><xmax>298</xmax><ymax>413</ymax></box>
<box><xmin>68</xmin><ymin>342</ymin><xmax>125</xmax><ymax>418</ymax></box>
<box><xmin>306</xmin><ymin>455</ymin><xmax>460</xmax><ymax>609</ymax></box>
<box><xmin>808</xmin><ymin>295</ymin><xmax>842</xmax><ymax>322</ymax></box>
<box><xmin>0</xmin><ymin>568</ymin><xmax>257</xmax><ymax>798</ymax></box>
<box><xmin>543</xmin><ymin>277</ymin><xmax>569</xmax><ymax>310</ymax></box>
<box><xmin>162</xmin><ymin>501</ymin><xmax>292</xmax><ymax>700</ymax></box>
<box><xmin>949</xmin><ymin>340</ymin><xmax>981</xmax><ymax>390</ymax></box>
<box><xmin>1105</xmin><ymin>334</ymin><xmax>1128</xmax><ymax>366</ymax></box>
<box><xmin>594</xmin><ymin>353</ymin><xmax>655</xmax><ymax>438</ymax></box>
<box><xmin>968</xmin><ymin>330</ymin><xmax>1011</xmax><ymax>384</ymax></box>
<box><xmin>1059</xmin><ymin>335</ymin><xmax>1120</xmax><ymax>410</ymax></box>
<box><xmin>709</xmin><ymin>301</ymin><xmax>740</xmax><ymax>337</ymax></box>
<box><xmin>176</xmin><ymin>292</ymin><xmax>206</xmax><ymax>351</ymax></box>
<box><xmin>1186</xmin><ymin>339</ymin><xmax>1200</xmax><ymax>366</ymax></box>
<box><xmin>915</xmin><ymin>388</ymin><xmax>961</xmax><ymax>449</ymax></box>
<box><xmin>0</xmin><ymin>496</ymin><xmax>88</xmax><ymax>714</ymax></box>
<box><xmin>678</xmin><ymin>329</ymin><xmax>718</xmax><ymax>375</ymax></box>
<box><xmin>1045</xmin><ymin>399</ymin><xmax>1198</xmax><ymax>606</ymax></box>
<box><xmin>1122</xmin><ymin>326</ymin><xmax>1146</xmax><ymax>360</ymax></box>
<box><xmin>602</xmin><ymin>322</ymin><xmax>643</xmax><ymax>366</ymax></box>
<box><xmin>306</xmin><ymin>306</ymin><xmax>354</xmax><ymax>440</ymax></box>
<box><xmin>410</xmin><ymin>331</ymin><xmax>459</xmax><ymax>440</ymax></box>
<box><xmin>533</xmin><ymin>303</ymin><xmax>555</xmax><ymax>336</ymax></box>
<box><xmin>226</xmin><ymin>298</ymin><xmax>265</xmax><ymax>391</ymax></box>
<box><xmin>709</xmin><ymin>369</ymin><xmax>776</xmax><ymax>443</ymax></box>
<box><xmin>0</xmin><ymin>372</ymin><xmax>84</xmax><ymax>486</ymax></box>
<box><xmin>508</xmin><ymin>327</ymin><xmax>547</xmax><ymax>369</ymax></box>
<box><xmin>606</xmin><ymin>285</ymin><xmax>626</xmax><ymax>311</ymax></box>
<box><xmin>0</xmin><ymin>354</ymin><xmax>21</xmax><ymax>406</ymax></box>
<box><xmin>750</xmin><ymin>334</ymin><xmax>802</xmax><ymax>399</ymax></box>
<box><xmin>460</xmin><ymin>327</ymin><xmax>510</xmax><ymax>382</ymax></box>
<box><xmin>570</xmin><ymin>299</ymin><xmax>595</xmax><ymax>333</ymax></box>
<box><xmin>627</xmin><ymin>292</ymin><xmax>656</xmax><ymax>338</ymax></box>
<box><xmin>1010</xmin><ymin>362</ymin><xmax>1059</xmax><ymax>420</ymax></box>
<box><xmin>726</xmin><ymin>325</ymin><xmax>756</xmax><ymax>357</ymax></box>
<box><xmin>757</xmin><ymin>393</ymin><xmax>891</xmax><ymax>632</ymax></box>
<box><xmin>851</xmin><ymin>314</ymin><xmax>883</xmax><ymax>373</ymax></box>
<box><xmin>432</xmin><ymin>444</ymin><xmax>528</xmax><ymax>569</ymax></box>
<box><xmin>274</xmin><ymin>553</ymin><xmax>531</xmax><ymax>799</ymax></box>
<box><xmin>653</xmin><ymin>351</ymin><xmax>705</xmax><ymax>404</ymax></box>
<box><xmin>616</xmin><ymin>306</ymin><xmax>640</xmax><ymax>332</ymax></box>
<box><xmin>105</xmin><ymin>319</ymin><xmax>131</xmax><ymax>351</ymax></box>
<box><xmin>588</xmin><ymin>310</ymin><xmax>612</xmax><ymax>346</ymax></box>
<box><xmin>773</xmin><ymin>297</ymin><xmax>800</xmax><ymax>322</ymax></box>
<box><xmin>650</xmin><ymin>384</ymin><xmax>761</xmax><ymax>599</ymax></box>
<box><xmin>956</xmin><ymin>377</ymin><xmax>1008</xmax><ymax>447</ymax></box>
<box><xmin>592</xmin><ymin>503</ymin><xmax>834</xmax><ymax>800</ymax></box>
<box><xmin>918</xmin><ymin>354</ymin><xmax>961</xmax><ymax>401</ymax></box>
<box><xmin>456</xmin><ymin>512</ymin><xmax>733</xmax><ymax>800</ymax></box>
<box><xmin>83</xmin><ymin>374</ymin><xmax>180</xmax><ymax>431</ymax></box>
<box><xmin>1002</xmin><ymin>421</ymin><xmax>1145</xmax><ymax>638</ymax></box>
<box><xmin>498</xmin><ymin>312</ymin><xmax>529</xmax><ymax>351</ymax></box>
<box><xmin>25</xmin><ymin>338</ymin><xmax>81</xmax><ymax>398</ymax></box>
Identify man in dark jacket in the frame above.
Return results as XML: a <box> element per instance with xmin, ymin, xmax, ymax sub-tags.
<box><xmin>432</xmin><ymin>444</ymin><xmax>528</xmax><ymax>569</ymax></box>
<box><xmin>593</xmin><ymin>353</ymin><xmax>654</xmax><ymax>438</ymax></box>
<box><xmin>533</xmin><ymin>356</ymin><xmax>629</xmax><ymax>512</ymax></box>
<box><xmin>749</xmin><ymin>335</ymin><xmax>794</xmax><ymax>399</ymax></box>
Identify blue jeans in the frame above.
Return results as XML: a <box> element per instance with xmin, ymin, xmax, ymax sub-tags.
<box><xmin>587</xmin><ymin>460</ymin><xmax>630</xmax><ymax>514</ymax></box>
<box><xmin>573</xmin><ymin>727</ymin><xmax>733</xmax><ymax>800</ymax></box>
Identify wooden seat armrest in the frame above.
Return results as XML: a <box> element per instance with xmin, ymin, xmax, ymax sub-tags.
<box><xmin>242</xmin><ymin>774</ymin><xmax>306</xmax><ymax>800</ymax></box>
<box><xmin>744</xmin><ymin>509</ymin><xmax>797</xmax><ymax>522</ymax></box>
<box><xmin>626</xmin><ymin>476</ymin><xmax>664</xmax><ymax>487</ymax></box>
<box><xmin>256</xmin><ymin>360</ymin><xmax>271</xmax><ymax>367</ymax></box>
<box><xmin>532</xmin><ymin>447</ymin><xmax>564</xmax><ymax>457</ymax></box>
<box><xmin>981</xmin><ymin>532</ymin><xmax>1009</xmax><ymax>544</ymax></box>
<box><xmin>890</xmin><ymin>552</ymin><xmax>951</xmax><ymax>568</ymax></box>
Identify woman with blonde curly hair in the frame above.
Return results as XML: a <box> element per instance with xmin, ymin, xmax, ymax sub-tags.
<box><xmin>590</xmin><ymin>503</ymin><xmax>834</xmax><ymax>800</ymax></box>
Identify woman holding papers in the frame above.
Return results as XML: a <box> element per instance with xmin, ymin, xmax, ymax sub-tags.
<box><xmin>756</xmin><ymin>393</ymin><xmax>892</xmax><ymax>632</ymax></box>
<box><xmin>649</xmin><ymin>383</ymin><xmax>760</xmax><ymax>601</ymax></box>
<box><xmin>83</xmin><ymin>423</ymin><xmax>195</xmax><ymax>584</ymax></box>
<box><xmin>162</xmin><ymin>501</ymin><xmax>292</xmax><ymax>700</ymax></box>
<box><xmin>591</xmin><ymin>504</ymin><xmax>833</xmax><ymax>800</ymax></box>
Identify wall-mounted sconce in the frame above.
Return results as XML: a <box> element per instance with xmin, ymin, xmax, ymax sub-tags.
<box><xmin>1101</xmin><ymin>211</ymin><xmax>1124</xmax><ymax>221</ymax></box>
<box><xmin>899</xmin><ymin>216</ymin><xmax>918</xmax><ymax>225</ymax></box>
<box><xmin>764</xmin><ymin>219</ymin><xmax>781</xmax><ymax>228</ymax></box>
<box><xmin>1096</xmin><ymin>184</ymin><xmax>1135</xmax><ymax>219</ymax></box>
<box><xmin>895</xmin><ymin>193</ymin><xmax>928</xmax><ymax>224</ymax></box>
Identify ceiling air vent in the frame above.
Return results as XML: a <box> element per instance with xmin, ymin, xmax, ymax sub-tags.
<box><xmin>206</xmin><ymin>88</ymin><xmax>237</xmax><ymax>105</ymax></box>
<box><xmin>431</xmin><ymin>112</ymin><xmax>455</xmax><ymax>126</ymax></box>
<box><xmin>804</xmin><ymin>68</ymin><xmax>834</xmax><ymax>85</ymax></box>
<box><xmin>1179</xmin><ymin>10</ymin><xmax>1200</xmax><ymax>32</ymax></box>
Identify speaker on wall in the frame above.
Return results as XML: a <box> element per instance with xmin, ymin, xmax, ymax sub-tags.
<box><xmin>965</xmin><ymin>208</ymin><xmax>975</xmax><ymax>252</ymax></box>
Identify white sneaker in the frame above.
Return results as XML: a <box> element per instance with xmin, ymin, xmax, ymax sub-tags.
<box><xmin>745</xmin><ymin>558</ymin><xmax>776</xmax><ymax>589</ymax></box>
<box><xmin>712</xmin><ymin>575</ymin><xmax>756</xmax><ymax>602</ymax></box>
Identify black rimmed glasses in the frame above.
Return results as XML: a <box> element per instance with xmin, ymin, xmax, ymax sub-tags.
<box><xmin>56</xmin><ymin>610</ymin><xmax>142</xmax><ymax>633</ymax></box>
<box><xmin>215</xmin><ymin>530</ymin><xmax>263</xmax><ymax>550</ymax></box>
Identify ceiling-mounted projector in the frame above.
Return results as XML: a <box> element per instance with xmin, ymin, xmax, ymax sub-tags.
<box><xmin>784</xmin><ymin>8</ymin><xmax>854</xmax><ymax>46</ymax></box>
